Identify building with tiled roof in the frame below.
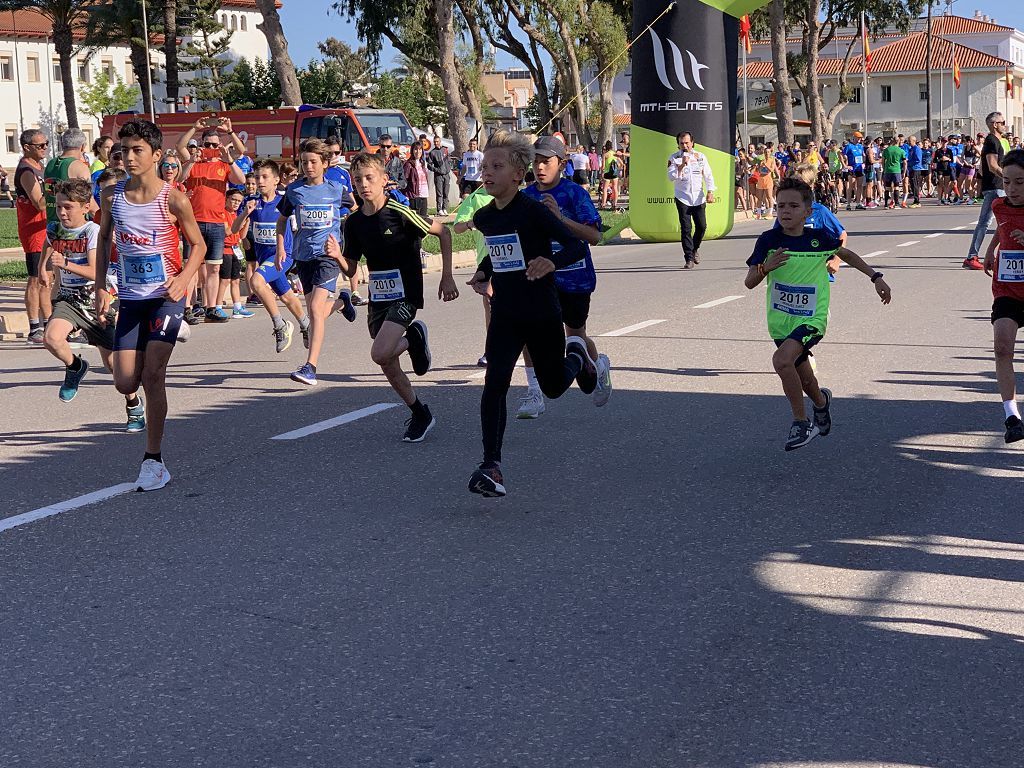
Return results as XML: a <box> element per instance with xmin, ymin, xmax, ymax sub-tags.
<box><xmin>0</xmin><ymin>2</ymin><xmax>272</xmax><ymax>168</ymax></box>
<box><xmin>737</xmin><ymin>12</ymin><xmax>1024</xmax><ymax>144</ymax></box>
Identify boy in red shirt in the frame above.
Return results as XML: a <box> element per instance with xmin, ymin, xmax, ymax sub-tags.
<box><xmin>219</xmin><ymin>188</ymin><xmax>254</xmax><ymax>318</ymax></box>
<box><xmin>983</xmin><ymin>149</ymin><xmax>1024</xmax><ymax>442</ymax></box>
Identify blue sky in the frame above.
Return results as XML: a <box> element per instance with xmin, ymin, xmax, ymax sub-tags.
<box><xmin>279</xmin><ymin>0</ymin><xmax>1024</xmax><ymax>71</ymax></box>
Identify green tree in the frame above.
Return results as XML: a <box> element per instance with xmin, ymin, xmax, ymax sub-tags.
<box><xmin>82</xmin><ymin>0</ymin><xmax>163</xmax><ymax>118</ymax></box>
<box><xmin>296</xmin><ymin>39</ymin><xmax>373</xmax><ymax>105</ymax></box>
<box><xmin>0</xmin><ymin>0</ymin><xmax>92</xmax><ymax>129</ymax></box>
<box><xmin>224</xmin><ymin>57</ymin><xmax>281</xmax><ymax>109</ymax></box>
<box><xmin>79</xmin><ymin>68</ymin><xmax>140</xmax><ymax>123</ymax></box>
<box><xmin>179</xmin><ymin>0</ymin><xmax>232</xmax><ymax>110</ymax></box>
<box><xmin>373</xmin><ymin>72</ymin><xmax>446</xmax><ymax>128</ymax></box>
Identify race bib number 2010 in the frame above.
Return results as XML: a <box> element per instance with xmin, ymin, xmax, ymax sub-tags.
<box><xmin>486</xmin><ymin>234</ymin><xmax>526</xmax><ymax>272</ymax></box>
<box><xmin>998</xmin><ymin>250</ymin><xmax>1024</xmax><ymax>283</ymax></box>
<box><xmin>369</xmin><ymin>269</ymin><xmax>406</xmax><ymax>302</ymax></box>
<box><xmin>771</xmin><ymin>281</ymin><xmax>817</xmax><ymax>317</ymax></box>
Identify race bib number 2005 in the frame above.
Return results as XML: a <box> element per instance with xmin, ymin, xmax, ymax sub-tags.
<box><xmin>998</xmin><ymin>250</ymin><xmax>1024</xmax><ymax>283</ymax></box>
<box><xmin>485</xmin><ymin>234</ymin><xmax>526</xmax><ymax>272</ymax></box>
<box><xmin>299</xmin><ymin>204</ymin><xmax>333</xmax><ymax>231</ymax></box>
<box><xmin>771</xmin><ymin>281</ymin><xmax>817</xmax><ymax>317</ymax></box>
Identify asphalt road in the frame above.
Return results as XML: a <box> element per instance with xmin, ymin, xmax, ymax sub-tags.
<box><xmin>2</xmin><ymin>205</ymin><xmax>1022</xmax><ymax>768</ymax></box>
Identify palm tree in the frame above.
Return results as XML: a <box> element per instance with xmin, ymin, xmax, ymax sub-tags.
<box><xmin>0</xmin><ymin>0</ymin><xmax>91</xmax><ymax>129</ymax></box>
<box><xmin>82</xmin><ymin>0</ymin><xmax>163</xmax><ymax>117</ymax></box>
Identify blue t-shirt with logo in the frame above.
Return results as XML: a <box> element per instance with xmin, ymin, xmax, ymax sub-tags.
<box><xmin>248</xmin><ymin>194</ymin><xmax>293</xmax><ymax>263</ymax></box>
<box><xmin>772</xmin><ymin>201</ymin><xmax>845</xmax><ymax>242</ymax></box>
<box><xmin>229</xmin><ymin>155</ymin><xmax>253</xmax><ymax>191</ymax></box>
<box><xmin>324</xmin><ymin>165</ymin><xmax>354</xmax><ymax>216</ymax></box>
<box><xmin>842</xmin><ymin>143</ymin><xmax>864</xmax><ymax>171</ymax></box>
<box><xmin>907</xmin><ymin>145</ymin><xmax>924</xmax><ymax>171</ymax></box>
<box><xmin>775</xmin><ymin>151</ymin><xmax>790</xmax><ymax>170</ymax></box>
<box><xmin>522</xmin><ymin>178</ymin><xmax>601</xmax><ymax>294</ymax></box>
<box><xmin>278</xmin><ymin>179</ymin><xmax>345</xmax><ymax>262</ymax></box>
<box><xmin>920</xmin><ymin>147</ymin><xmax>934</xmax><ymax>169</ymax></box>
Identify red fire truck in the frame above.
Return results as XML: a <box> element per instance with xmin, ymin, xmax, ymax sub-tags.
<box><xmin>101</xmin><ymin>105</ymin><xmax>419</xmax><ymax>162</ymax></box>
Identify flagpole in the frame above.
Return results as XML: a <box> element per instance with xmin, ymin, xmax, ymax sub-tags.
<box><xmin>742</xmin><ymin>40</ymin><xmax>749</xmax><ymax>146</ymax></box>
<box><xmin>861</xmin><ymin>11</ymin><xmax>869</xmax><ymax>134</ymax></box>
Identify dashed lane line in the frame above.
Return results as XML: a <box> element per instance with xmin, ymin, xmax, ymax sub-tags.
<box><xmin>270</xmin><ymin>403</ymin><xmax>399</xmax><ymax>440</ymax></box>
<box><xmin>1</xmin><ymin>483</ymin><xmax>136</xmax><ymax>535</ymax></box>
<box><xmin>897</xmin><ymin>241</ymin><xmax>921</xmax><ymax>247</ymax></box>
<box><xmin>599</xmin><ymin>319</ymin><xmax>668</xmax><ymax>337</ymax></box>
<box><xmin>863</xmin><ymin>251</ymin><xmax>888</xmax><ymax>258</ymax></box>
<box><xmin>693</xmin><ymin>296</ymin><xmax>743</xmax><ymax>309</ymax></box>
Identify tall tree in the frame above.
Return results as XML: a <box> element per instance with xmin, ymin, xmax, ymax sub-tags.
<box><xmin>163</xmin><ymin>0</ymin><xmax>180</xmax><ymax>110</ymax></box>
<box><xmin>577</xmin><ymin>0</ymin><xmax>628</xmax><ymax>147</ymax></box>
<box><xmin>768</xmin><ymin>0</ymin><xmax>795</xmax><ymax>144</ymax></box>
<box><xmin>82</xmin><ymin>0</ymin><xmax>162</xmax><ymax>118</ymax></box>
<box><xmin>535</xmin><ymin>0</ymin><xmax>592</xmax><ymax>145</ymax></box>
<box><xmin>79</xmin><ymin>68</ymin><xmax>139</xmax><ymax>123</ymax></box>
<box><xmin>0</xmin><ymin>0</ymin><xmax>91</xmax><ymax>129</ymax></box>
<box><xmin>224</xmin><ymin>57</ymin><xmax>280</xmax><ymax>109</ymax></box>
<box><xmin>254</xmin><ymin>0</ymin><xmax>302</xmax><ymax>105</ymax></box>
<box><xmin>480</xmin><ymin>0</ymin><xmax>554</xmax><ymax>130</ymax></box>
<box><xmin>433</xmin><ymin>0</ymin><xmax>469</xmax><ymax>152</ymax></box>
<box><xmin>179</xmin><ymin>0</ymin><xmax>232</xmax><ymax>110</ymax></box>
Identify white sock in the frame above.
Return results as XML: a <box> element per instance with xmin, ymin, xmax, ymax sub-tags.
<box><xmin>233</xmin><ymin>302</ymin><xmax>243</xmax><ymax>311</ymax></box>
<box><xmin>1004</xmin><ymin>400</ymin><xmax>1020</xmax><ymax>419</ymax></box>
<box><xmin>525</xmin><ymin>366</ymin><xmax>540</xmax><ymax>392</ymax></box>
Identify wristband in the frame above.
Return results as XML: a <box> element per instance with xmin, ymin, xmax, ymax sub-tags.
<box><xmin>870</xmin><ymin>271</ymin><xmax>884</xmax><ymax>283</ymax></box>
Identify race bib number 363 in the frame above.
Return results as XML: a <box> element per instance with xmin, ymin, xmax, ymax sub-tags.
<box><xmin>123</xmin><ymin>254</ymin><xmax>166</xmax><ymax>286</ymax></box>
<box><xmin>998</xmin><ymin>250</ymin><xmax>1024</xmax><ymax>282</ymax></box>
<box><xmin>299</xmin><ymin>204</ymin><xmax>333</xmax><ymax>231</ymax></box>
<box><xmin>486</xmin><ymin>234</ymin><xmax>526</xmax><ymax>272</ymax></box>
<box><xmin>771</xmin><ymin>281</ymin><xmax>817</xmax><ymax>317</ymax></box>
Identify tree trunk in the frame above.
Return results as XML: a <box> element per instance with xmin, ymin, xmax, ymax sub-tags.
<box><xmin>769</xmin><ymin>0</ymin><xmax>794</xmax><ymax>144</ymax></box>
<box><xmin>163</xmin><ymin>0</ymin><xmax>179</xmax><ymax>110</ymax></box>
<box><xmin>433</xmin><ymin>0</ymin><xmax>469</xmax><ymax>154</ymax></box>
<box><xmin>129</xmin><ymin>41</ymin><xmax>153</xmax><ymax>117</ymax></box>
<box><xmin>598</xmin><ymin>71</ymin><xmax>614</xmax><ymax>148</ymax></box>
<box><xmin>456</xmin><ymin>59</ymin><xmax>485</xmax><ymax>142</ymax></box>
<box><xmin>255</xmin><ymin>0</ymin><xmax>302</xmax><ymax>105</ymax></box>
<box><xmin>823</xmin><ymin>35</ymin><xmax>858</xmax><ymax>140</ymax></box>
<box><xmin>548</xmin><ymin>9</ymin><xmax>592</xmax><ymax>147</ymax></box>
<box><xmin>52</xmin><ymin>24</ymin><xmax>78</xmax><ymax>130</ymax></box>
<box><xmin>801</xmin><ymin>0</ymin><xmax>825</xmax><ymax>143</ymax></box>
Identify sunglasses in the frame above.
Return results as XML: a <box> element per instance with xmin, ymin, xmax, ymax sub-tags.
<box><xmin>161</xmin><ymin>164</ymin><xmax>179</xmax><ymax>170</ymax></box>
<box><xmin>203</xmin><ymin>142</ymin><xmax>221</xmax><ymax>148</ymax></box>
<box><xmin>331</xmin><ymin>150</ymin><xmax>343</xmax><ymax>156</ymax></box>
<box><xmin>380</xmin><ymin>144</ymin><xmax>393</xmax><ymax>149</ymax></box>
<box><xmin>26</xmin><ymin>141</ymin><xmax>49</xmax><ymax>149</ymax></box>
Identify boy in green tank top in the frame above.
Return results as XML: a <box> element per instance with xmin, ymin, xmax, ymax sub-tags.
<box><xmin>744</xmin><ymin>177</ymin><xmax>893</xmax><ymax>451</ymax></box>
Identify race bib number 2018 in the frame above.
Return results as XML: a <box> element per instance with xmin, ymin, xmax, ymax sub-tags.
<box><xmin>486</xmin><ymin>234</ymin><xmax>526</xmax><ymax>272</ymax></box>
<box><xmin>771</xmin><ymin>281</ymin><xmax>817</xmax><ymax>317</ymax></box>
<box><xmin>299</xmin><ymin>204</ymin><xmax>333</xmax><ymax>231</ymax></box>
<box><xmin>998</xmin><ymin>250</ymin><xmax>1024</xmax><ymax>283</ymax></box>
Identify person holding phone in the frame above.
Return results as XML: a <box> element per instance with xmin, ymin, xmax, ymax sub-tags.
<box><xmin>176</xmin><ymin>117</ymin><xmax>247</xmax><ymax>322</ymax></box>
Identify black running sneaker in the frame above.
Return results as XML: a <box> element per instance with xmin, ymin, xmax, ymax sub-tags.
<box><xmin>469</xmin><ymin>463</ymin><xmax>506</xmax><ymax>497</ymax></box>
<box><xmin>1005</xmin><ymin>415</ymin><xmax>1024</xmax><ymax>444</ymax></box>
<box><xmin>403</xmin><ymin>405</ymin><xmax>435</xmax><ymax>442</ymax></box>
<box><xmin>336</xmin><ymin>290</ymin><xmax>357</xmax><ymax>322</ymax></box>
<box><xmin>566</xmin><ymin>337</ymin><xmax>597</xmax><ymax>394</ymax></box>
<box><xmin>785</xmin><ymin>420</ymin><xmax>820</xmax><ymax>452</ymax></box>
<box><xmin>405</xmin><ymin>320</ymin><xmax>431</xmax><ymax>376</ymax></box>
<box><xmin>812</xmin><ymin>388</ymin><xmax>832</xmax><ymax>436</ymax></box>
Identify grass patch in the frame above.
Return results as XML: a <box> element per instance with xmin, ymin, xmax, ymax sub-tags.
<box><xmin>0</xmin><ymin>259</ymin><xmax>27</xmax><ymax>281</ymax></box>
<box><xmin>421</xmin><ymin>208</ymin><xmax>630</xmax><ymax>255</ymax></box>
<box><xmin>0</xmin><ymin>208</ymin><xmax>20</xmax><ymax>249</ymax></box>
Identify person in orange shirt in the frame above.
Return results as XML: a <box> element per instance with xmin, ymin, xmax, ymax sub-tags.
<box><xmin>177</xmin><ymin>117</ymin><xmax>246</xmax><ymax>322</ymax></box>
<box><xmin>15</xmin><ymin>129</ymin><xmax>50</xmax><ymax>343</ymax></box>
<box><xmin>218</xmin><ymin>188</ymin><xmax>254</xmax><ymax>319</ymax></box>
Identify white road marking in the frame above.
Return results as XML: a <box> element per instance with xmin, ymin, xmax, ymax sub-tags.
<box><xmin>953</xmin><ymin>225</ymin><xmax>969</xmax><ymax>230</ymax></box>
<box><xmin>693</xmin><ymin>295</ymin><xmax>743</xmax><ymax>309</ymax></box>
<box><xmin>599</xmin><ymin>319</ymin><xmax>667</xmax><ymax>337</ymax></box>
<box><xmin>270</xmin><ymin>403</ymin><xmax>399</xmax><ymax>440</ymax></box>
<box><xmin>897</xmin><ymin>241</ymin><xmax>920</xmax><ymax>247</ymax></box>
<box><xmin>926</xmin><ymin>232</ymin><xmax>943</xmax><ymax>238</ymax></box>
<box><xmin>1</xmin><ymin>483</ymin><xmax>136</xmax><ymax>534</ymax></box>
<box><xmin>863</xmin><ymin>250</ymin><xmax>888</xmax><ymax>258</ymax></box>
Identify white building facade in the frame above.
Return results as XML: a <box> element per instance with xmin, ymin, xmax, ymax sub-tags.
<box><xmin>0</xmin><ymin>0</ymin><xmax>269</xmax><ymax>169</ymax></box>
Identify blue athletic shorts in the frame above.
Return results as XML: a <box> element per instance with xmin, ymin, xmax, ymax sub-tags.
<box><xmin>113</xmin><ymin>296</ymin><xmax>186</xmax><ymax>351</ymax></box>
<box><xmin>295</xmin><ymin>256</ymin><xmax>340</xmax><ymax>295</ymax></box>
<box><xmin>256</xmin><ymin>254</ymin><xmax>294</xmax><ymax>297</ymax></box>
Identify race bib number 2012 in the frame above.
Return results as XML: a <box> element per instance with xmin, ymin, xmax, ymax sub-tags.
<box><xmin>486</xmin><ymin>234</ymin><xmax>526</xmax><ymax>272</ymax></box>
<box><xmin>771</xmin><ymin>281</ymin><xmax>817</xmax><ymax>317</ymax></box>
<box><xmin>998</xmin><ymin>250</ymin><xmax>1024</xmax><ymax>283</ymax></box>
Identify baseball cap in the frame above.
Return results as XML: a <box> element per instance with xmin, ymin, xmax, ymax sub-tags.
<box><xmin>534</xmin><ymin>135</ymin><xmax>567</xmax><ymax>160</ymax></box>
<box><xmin>187</xmin><ymin>138</ymin><xmax>199</xmax><ymax>148</ymax></box>
<box><xmin>852</xmin><ymin>130</ymin><xmax>864</xmax><ymax>138</ymax></box>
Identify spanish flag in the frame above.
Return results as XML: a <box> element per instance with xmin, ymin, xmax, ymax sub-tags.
<box><xmin>1007</xmin><ymin>65</ymin><xmax>1015</xmax><ymax>98</ymax></box>
<box><xmin>739</xmin><ymin>15</ymin><xmax>752</xmax><ymax>54</ymax></box>
<box><xmin>953</xmin><ymin>52</ymin><xmax>961</xmax><ymax>89</ymax></box>
<box><xmin>861</xmin><ymin>18</ymin><xmax>872</xmax><ymax>73</ymax></box>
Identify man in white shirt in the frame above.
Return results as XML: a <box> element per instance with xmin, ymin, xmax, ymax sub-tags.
<box><xmin>570</xmin><ymin>145</ymin><xmax>591</xmax><ymax>187</ymax></box>
<box><xmin>458</xmin><ymin>137</ymin><xmax>484</xmax><ymax>199</ymax></box>
<box><xmin>667</xmin><ymin>131</ymin><xmax>716</xmax><ymax>269</ymax></box>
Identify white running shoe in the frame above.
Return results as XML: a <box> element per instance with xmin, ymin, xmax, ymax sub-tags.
<box><xmin>593</xmin><ymin>354</ymin><xmax>612</xmax><ymax>407</ymax></box>
<box><xmin>516</xmin><ymin>389</ymin><xmax>545</xmax><ymax>419</ymax></box>
<box><xmin>135</xmin><ymin>459</ymin><xmax>171</xmax><ymax>492</ymax></box>
<box><xmin>176</xmin><ymin>322</ymin><xmax>191</xmax><ymax>343</ymax></box>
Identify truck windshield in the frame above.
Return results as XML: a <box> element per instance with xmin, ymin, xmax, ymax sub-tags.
<box><xmin>357</xmin><ymin>113</ymin><xmax>417</xmax><ymax>146</ymax></box>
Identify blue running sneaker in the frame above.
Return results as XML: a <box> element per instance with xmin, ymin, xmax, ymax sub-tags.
<box><xmin>205</xmin><ymin>307</ymin><xmax>230</xmax><ymax>323</ymax></box>
<box><xmin>336</xmin><ymin>290</ymin><xmax>357</xmax><ymax>322</ymax></box>
<box><xmin>125</xmin><ymin>396</ymin><xmax>146</xmax><ymax>432</ymax></box>
<box><xmin>59</xmin><ymin>357</ymin><xmax>90</xmax><ymax>402</ymax></box>
<box><xmin>291</xmin><ymin>362</ymin><xmax>317</xmax><ymax>386</ymax></box>
<box><xmin>231</xmin><ymin>306</ymin><xmax>255</xmax><ymax>319</ymax></box>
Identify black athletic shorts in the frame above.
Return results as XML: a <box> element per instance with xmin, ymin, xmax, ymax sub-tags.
<box><xmin>992</xmin><ymin>296</ymin><xmax>1024</xmax><ymax>327</ymax></box>
<box><xmin>25</xmin><ymin>251</ymin><xmax>43</xmax><ymax>278</ymax></box>
<box><xmin>244</xmin><ymin>234</ymin><xmax>258</xmax><ymax>263</ymax></box>
<box><xmin>219</xmin><ymin>251</ymin><xmax>241</xmax><ymax>280</ymax></box>
<box><xmin>50</xmin><ymin>297</ymin><xmax>116</xmax><ymax>349</ymax></box>
<box><xmin>113</xmin><ymin>296</ymin><xmax>185</xmax><ymax>351</ymax></box>
<box><xmin>295</xmin><ymin>257</ymin><xmax>341</xmax><ymax>295</ymax></box>
<box><xmin>460</xmin><ymin>179</ymin><xmax>482</xmax><ymax>196</ymax></box>
<box><xmin>367</xmin><ymin>299</ymin><xmax>417</xmax><ymax>339</ymax></box>
<box><xmin>572</xmin><ymin>170</ymin><xmax>589</xmax><ymax>185</ymax></box>
<box><xmin>558</xmin><ymin>290</ymin><xmax>592</xmax><ymax>330</ymax></box>
<box><xmin>774</xmin><ymin>323</ymin><xmax>823</xmax><ymax>367</ymax></box>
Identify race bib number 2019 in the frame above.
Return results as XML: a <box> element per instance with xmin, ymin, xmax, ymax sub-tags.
<box><xmin>771</xmin><ymin>281</ymin><xmax>817</xmax><ymax>317</ymax></box>
<box><xmin>486</xmin><ymin>234</ymin><xmax>526</xmax><ymax>272</ymax></box>
<box><xmin>998</xmin><ymin>250</ymin><xmax>1024</xmax><ymax>283</ymax></box>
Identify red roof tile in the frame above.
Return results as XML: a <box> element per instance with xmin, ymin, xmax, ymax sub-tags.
<box><xmin>929</xmin><ymin>14</ymin><xmax>1014</xmax><ymax>35</ymax></box>
<box><xmin>739</xmin><ymin>30</ymin><xmax>1011</xmax><ymax>78</ymax></box>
